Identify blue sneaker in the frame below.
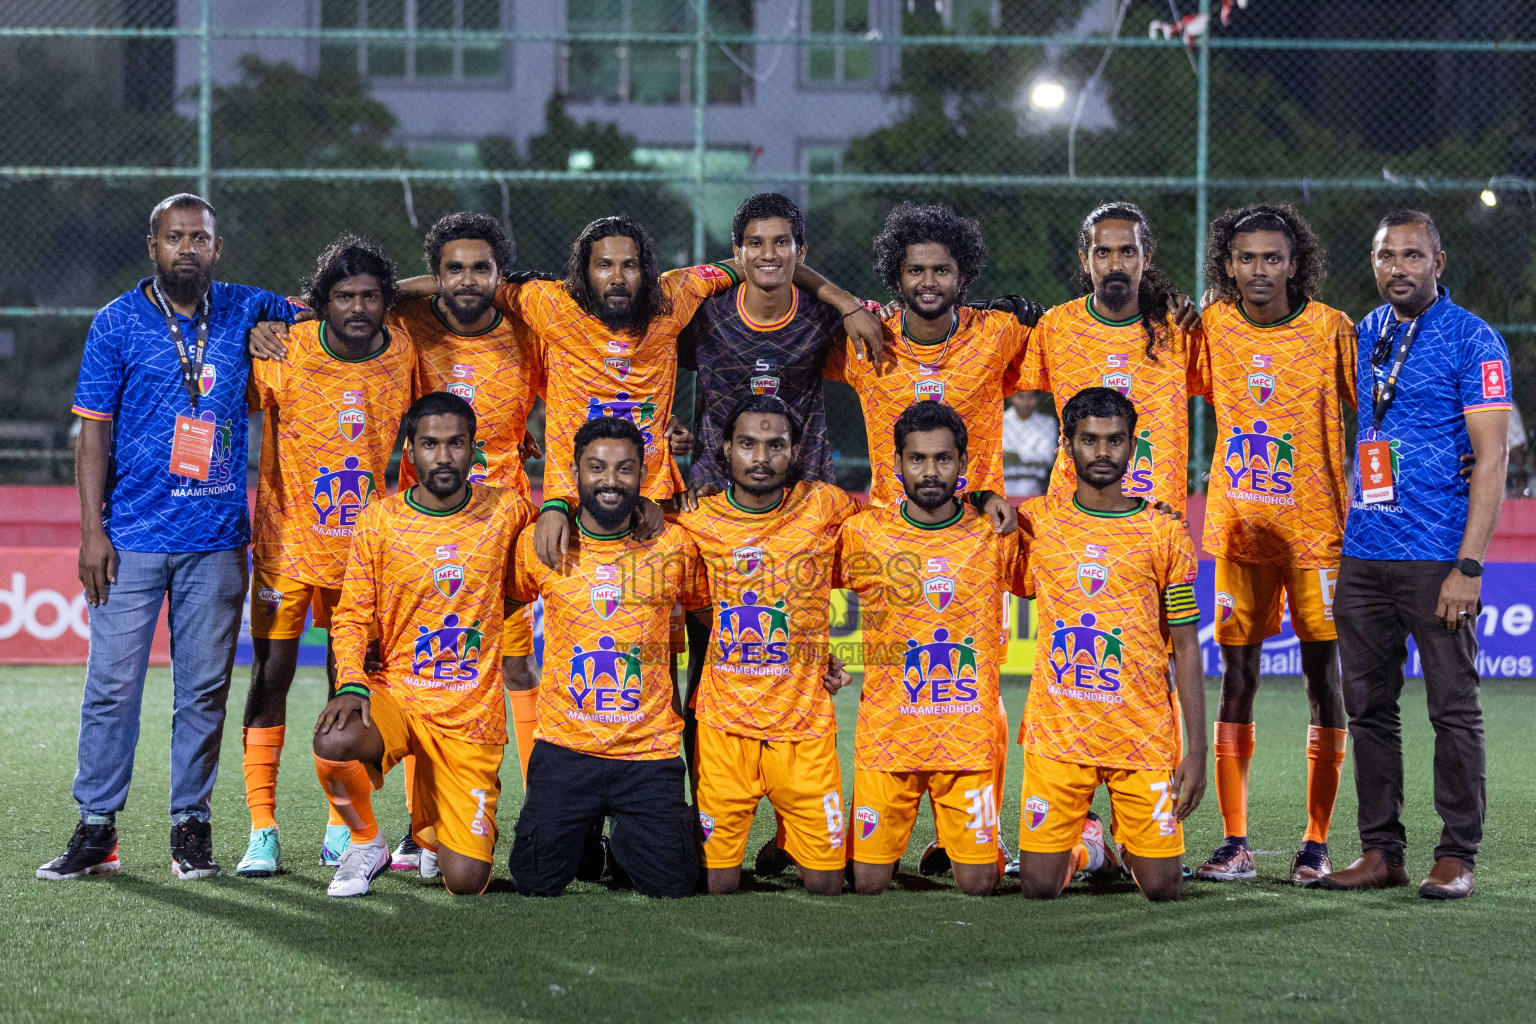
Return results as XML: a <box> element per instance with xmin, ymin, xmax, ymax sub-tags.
<box><xmin>321</xmin><ymin>824</ymin><xmax>351</xmax><ymax>867</ymax></box>
<box><xmin>236</xmin><ymin>826</ymin><xmax>282</xmax><ymax>878</ymax></box>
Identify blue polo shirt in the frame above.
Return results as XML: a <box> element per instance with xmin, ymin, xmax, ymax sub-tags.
<box><xmin>71</xmin><ymin>278</ymin><xmax>297</xmax><ymax>553</ymax></box>
<box><xmin>1343</xmin><ymin>288</ymin><xmax>1512</xmax><ymax>562</ymax></box>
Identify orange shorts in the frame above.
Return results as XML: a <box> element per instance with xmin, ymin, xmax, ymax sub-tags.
<box><xmin>851</xmin><ymin>766</ymin><xmax>998</xmax><ymax>866</ymax></box>
<box><xmin>370</xmin><ymin>685</ymin><xmax>504</xmax><ymax>863</ymax></box>
<box><xmin>695</xmin><ymin>726</ymin><xmax>845</xmax><ymax>871</ymax></box>
<box><xmin>1018</xmin><ymin>749</ymin><xmax>1183</xmax><ymax>859</ymax></box>
<box><xmin>1214</xmin><ymin>558</ymin><xmax>1338</xmax><ymax>645</ymax></box>
<box><xmin>503</xmin><ymin>602</ymin><xmax>535</xmax><ymax>659</ymax></box>
<box><xmin>249</xmin><ymin>564</ymin><xmax>340</xmax><ymax>640</ymax></box>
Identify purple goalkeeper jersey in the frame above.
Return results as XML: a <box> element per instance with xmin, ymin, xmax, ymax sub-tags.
<box><xmin>678</xmin><ymin>283</ymin><xmax>841</xmax><ymax>490</ymax></box>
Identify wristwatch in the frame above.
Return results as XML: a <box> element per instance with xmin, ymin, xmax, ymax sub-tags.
<box><xmin>1455</xmin><ymin>557</ymin><xmax>1484</xmax><ymax>578</ymax></box>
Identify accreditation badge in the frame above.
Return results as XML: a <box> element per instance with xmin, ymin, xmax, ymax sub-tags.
<box><xmin>169</xmin><ymin>414</ymin><xmax>215</xmax><ymax>481</ymax></box>
<box><xmin>1358</xmin><ymin>437</ymin><xmax>1395</xmax><ymax>504</ymax></box>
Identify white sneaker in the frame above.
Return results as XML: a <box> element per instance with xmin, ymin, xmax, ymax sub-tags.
<box><xmin>327</xmin><ymin>833</ymin><xmax>390</xmax><ymax>898</ymax></box>
<box><xmin>419</xmin><ymin>847</ymin><xmax>439</xmax><ymax>880</ymax></box>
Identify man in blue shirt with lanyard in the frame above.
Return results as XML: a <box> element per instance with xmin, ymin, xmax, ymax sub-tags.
<box><xmin>37</xmin><ymin>194</ymin><xmax>297</xmax><ymax>881</ymax></box>
<box><xmin>1318</xmin><ymin>210</ymin><xmax>1511</xmax><ymax>900</ymax></box>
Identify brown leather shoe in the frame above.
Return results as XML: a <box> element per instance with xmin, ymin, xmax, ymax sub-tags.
<box><xmin>1315</xmin><ymin>850</ymin><xmax>1410</xmax><ymax>891</ymax></box>
<box><xmin>1419</xmin><ymin>858</ymin><xmax>1475</xmax><ymax>900</ymax></box>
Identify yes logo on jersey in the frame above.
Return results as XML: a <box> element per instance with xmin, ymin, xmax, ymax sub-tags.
<box><xmin>1024</xmin><ymin>796</ymin><xmax>1049</xmax><ymax>831</ymax></box>
<box><xmin>1047</xmin><ymin>612</ymin><xmax>1123</xmax><ymax>693</ymax></box>
<box><xmin>469</xmin><ymin>439</ymin><xmax>490</xmax><ymax>485</ymax></box>
<box><xmin>1125</xmin><ymin>430</ymin><xmax>1156</xmax><ymax>495</ymax></box>
<box><xmin>914</xmin><ymin>379</ymin><xmax>945</xmax><ymax>403</ymax></box>
<box><xmin>310</xmin><ymin>456</ymin><xmax>376</xmax><ymax>529</ymax></box>
<box><xmin>337</xmin><ymin>407</ymin><xmax>365</xmax><ymax>442</ymax></box>
<box><xmin>1102</xmin><ymin>353</ymin><xmax>1132</xmax><ymax>397</ymax></box>
<box><xmin>902</xmin><ymin>627</ymin><xmax>981</xmax><ymax>706</ymax></box>
<box><xmin>854</xmin><ymin>805</ymin><xmax>880</xmax><ymax>840</ymax></box>
<box><xmin>411</xmin><ymin>613</ymin><xmax>484</xmax><ymax>682</ymax></box>
<box><xmin>1077</xmin><ymin>562</ymin><xmax>1108</xmax><ymax>597</ymax></box>
<box><xmin>716</xmin><ymin>590</ymin><xmax>791</xmax><ymax>666</ymax></box>
<box><xmin>568</xmin><ymin>636</ymin><xmax>643</xmax><ymax>714</ymax></box>
<box><xmin>585</xmin><ymin>393</ymin><xmax>658</xmax><ymax>449</ymax></box>
<box><xmin>732</xmin><ymin>545</ymin><xmax>763</xmax><ymax>577</ymax></box>
<box><xmin>1248</xmin><ymin>354</ymin><xmax>1276</xmax><ymax>405</ymax></box>
<box><xmin>433</xmin><ymin>562</ymin><xmax>465</xmax><ymax>599</ymax></box>
<box><xmin>1224</xmin><ymin>421</ymin><xmax>1296</xmax><ymax>501</ymax></box>
<box><xmin>1216</xmin><ymin>590</ymin><xmax>1235</xmax><ymax>624</ymax></box>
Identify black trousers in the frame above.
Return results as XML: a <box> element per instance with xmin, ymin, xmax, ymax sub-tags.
<box><xmin>508</xmin><ymin>740</ymin><xmax>698</xmax><ymax>898</ymax></box>
<box><xmin>1336</xmin><ymin>556</ymin><xmax>1486</xmax><ymax>868</ymax></box>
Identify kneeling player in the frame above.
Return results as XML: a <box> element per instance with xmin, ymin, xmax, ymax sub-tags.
<box><xmin>505</xmin><ymin>417</ymin><xmax>705</xmax><ymax>898</ymax></box>
<box><xmin>838</xmin><ymin>402</ymin><xmax>1027</xmax><ymax>897</ymax></box>
<box><xmin>1016</xmin><ymin>388</ymin><xmax>1207</xmax><ymax>903</ymax></box>
<box><xmin>678</xmin><ymin>396</ymin><xmax>858</xmax><ymax>896</ymax></box>
<box><xmin>313</xmin><ymin>393</ymin><xmax>531</xmax><ymax>896</ymax></box>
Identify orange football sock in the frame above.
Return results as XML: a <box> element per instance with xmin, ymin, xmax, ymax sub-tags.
<box><xmin>314</xmin><ymin>755</ymin><xmax>378</xmax><ymax>844</ymax></box>
<box><xmin>1304</xmin><ymin>725</ymin><xmax>1348</xmax><ymax>843</ymax></box>
<box><xmin>327</xmin><ymin>802</ymin><xmax>346</xmax><ymax>828</ymax></box>
<box><xmin>241</xmin><ymin>726</ymin><xmax>284</xmax><ymax>831</ymax></box>
<box><xmin>1214</xmin><ymin>721</ymin><xmax>1256</xmax><ymax>840</ymax></box>
<box><xmin>509</xmin><ymin>686</ymin><xmax>540</xmax><ymax>790</ymax></box>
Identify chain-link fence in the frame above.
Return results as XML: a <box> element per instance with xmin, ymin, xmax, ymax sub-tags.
<box><xmin>3</xmin><ymin>0</ymin><xmax>1533</xmax><ymax>487</ymax></box>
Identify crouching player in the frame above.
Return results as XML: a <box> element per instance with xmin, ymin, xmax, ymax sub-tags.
<box><xmin>678</xmin><ymin>395</ymin><xmax>858</xmax><ymax>896</ymax></box>
<box><xmin>505</xmin><ymin>416</ymin><xmax>706</xmax><ymax>898</ymax></box>
<box><xmin>838</xmin><ymin>402</ymin><xmax>1027</xmax><ymax>896</ymax></box>
<box><xmin>313</xmin><ymin>392</ymin><xmax>532</xmax><ymax>896</ymax></box>
<box><xmin>1016</xmin><ymin>388</ymin><xmax>1207</xmax><ymax>903</ymax></box>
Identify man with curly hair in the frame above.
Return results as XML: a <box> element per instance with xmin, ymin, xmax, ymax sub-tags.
<box><xmin>235</xmin><ymin>234</ymin><xmax>415</xmax><ymax>878</ymax></box>
<box><xmin>1016</xmin><ymin>201</ymin><xmax>1201</xmax><ymax>511</ymax></box>
<box><xmin>1192</xmin><ymin>203</ymin><xmax>1356</xmax><ymax>887</ymax></box>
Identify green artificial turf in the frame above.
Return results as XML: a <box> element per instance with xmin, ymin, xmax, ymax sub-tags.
<box><xmin>4</xmin><ymin>668</ymin><xmax>1535</xmax><ymax>1024</ymax></box>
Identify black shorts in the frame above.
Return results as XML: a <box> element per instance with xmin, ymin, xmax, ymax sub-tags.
<box><xmin>508</xmin><ymin>740</ymin><xmax>698</xmax><ymax>898</ymax></box>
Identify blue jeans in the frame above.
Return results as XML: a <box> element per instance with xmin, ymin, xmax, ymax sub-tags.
<box><xmin>72</xmin><ymin>548</ymin><xmax>248</xmax><ymax>824</ymax></box>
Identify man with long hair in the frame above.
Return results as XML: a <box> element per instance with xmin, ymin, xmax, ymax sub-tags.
<box><xmin>1192</xmin><ymin>203</ymin><xmax>1355</xmax><ymax>886</ymax></box>
<box><xmin>1016</xmin><ymin>201</ymin><xmax>1201</xmax><ymax>511</ymax></box>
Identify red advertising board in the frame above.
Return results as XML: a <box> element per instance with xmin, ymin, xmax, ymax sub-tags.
<box><xmin>0</xmin><ymin>547</ymin><xmax>170</xmax><ymax>664</ymax></box>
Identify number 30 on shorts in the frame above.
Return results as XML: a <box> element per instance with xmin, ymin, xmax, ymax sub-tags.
<box><xmin>964</xmin><ymin>784</ymin><xmax>998</xmax><ymax>843</ymax></box>
<box><xmin>822</xmin><ymin>792</ymin><xmax>844</xmax><ymax>844</ymax></box>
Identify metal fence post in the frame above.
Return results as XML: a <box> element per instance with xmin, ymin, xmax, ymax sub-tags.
<box><xmin>1190</xmin><ymin>0</ymin><xmax>1211</xmax><ymax>492</ymax></box>
<box><xmin>692</xmin><ymin>0</ymin><xmax>709</xmax><ymax>264</ymax></box>
<box><xmin>198</xmin><ymin>0</ymin><xmax>212</xmax><ymax>198</ymax></box>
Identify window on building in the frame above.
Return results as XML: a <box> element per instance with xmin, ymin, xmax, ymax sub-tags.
<box><xmin>807</xmin><ymin>0</ymin><xmax>872</xmax><ymax>85</ymax></box>
<box><xmin>633</xmin><ymin>147</ymin><xmax>753</xmax><ymax>248</ymax></box>
<box><xmin>562</xmin><ymin>0</ymin><xmax>750</xmax><ymax>105</ymax></box>
<box><xmin>320</xmin><ymin>0</ymin><xmax>504</xmax><ymax>81</ymax></box>
<box><xmin>801</xmin><ymin>144</ymin><xmax>848</xmax><ymax>211</ymax></box>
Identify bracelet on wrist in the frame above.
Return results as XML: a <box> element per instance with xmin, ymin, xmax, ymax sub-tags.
<box><xmin>539</xmin><ymin>499</ymin><xmax>571</xmax><ymax>516</ymax></box>
<box><xmin>335</xmin><ymin>684</ymin><xmax>370</xmax><ymax>700</ymax></box>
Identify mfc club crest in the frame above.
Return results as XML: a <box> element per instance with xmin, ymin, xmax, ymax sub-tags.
<box><xmin>1247</xmin><ymin>370</ymin><xmax>1276</xmax><ymax>405</ymax></box>
<box><xmin>256</xmin><ymin>587</ymin><xmax>282</xmax><ymax>617</ymax></box>
<box><xmin>923</xmin><ymin>576</ymin><xmax>956</xmax><ymax>612</ymax></box>
<box><xmin>337</xmin><ymin>407</ymin><xmax>365</xmax><ymax>442</ymax></box>
<box><xmin>447</xmin><ymin>381</ymin><xmax>476</xmax><ymax>403</ymax></box>
<box><xmin>605</xmin><ymin>356</ymin><xmax>631</xmax><ymax>381</ymax></box>
<box><xmin>914</xmin><ymin>379</ymin><xmax>945</xmax><ymax>403</ymax></box>
<box><xmin>698</xmin><ymin>812</ymin><xmax>715</xmax><ymax>842</ymax></box>
<box><xmin>1102</xmin><ymin>353</ymin><xmax>1132</xmax><ymax>397</ymax></box>
<box><xmin>1047</xmin><ymin>612</ymin><xmax>1124</xmax><ymax>693</ymax></box>
<box><xmin>433</xmin><ymin>563</ymin><xmax>465</xmax><ymax>599</ymax></box>
<box><xmin>732</xmin><ymin>545</ymin><xmax>763</xmax><ymax>577</ymax></box>
<box><xmin>1077</xmin><ymin>562</ymin><xmax>1109</xmax><ymax>598</ymax></box>
<box><xmin>750</xmin><ymin>374</ymin><xmax>780</xmax><ymax>397</ymax></box>
<box><xmin>198</xmin><ymin>364</ymin><xmax>217</xmax><ymax>396</ymax></box>
<box><xmin>1216</xmin><ymin>590</ymin><xmax>1235</xmax><ymax>624</ymax></box>
<box><xmin>1024</xmin><ymin>796</ymin><xmax>1049</xmax><ymax>831</ymax></box>
<box><xmin>854</xmin><ymin>805</ymin><xmax>880</xmax><ymax>841</ymax></box>
<box><xmin>590</xmin><ymin>581</ymin><xmax>622</xmax><ymax>620</ymax></box>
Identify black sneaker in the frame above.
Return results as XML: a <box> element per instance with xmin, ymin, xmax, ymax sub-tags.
<box><xmin>37</xmin><ymin>822</ymin><xmax>121</xmax><ymax>880</ymax></box>
<box><xmin>754</xmin><ymin>837</ymin><xmax>794</xmax><ymax>878</ymax></box>
<box><xmin>918</xmin><ymin>839</ymin><xmax>952</xmax><ymax>876</ymax></box>
<box><xmin>170</xmin><ymin>818</ymin><xmax>221</xmax><ymax>879</ymax></box>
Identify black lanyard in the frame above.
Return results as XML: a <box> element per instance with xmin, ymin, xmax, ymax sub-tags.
<box><xmin>1369</xmin><ymin>303</ymin><xmax>1432</xmax><ymax>432</ymax></box>
<box><xmin>150</xmin><ymin>278</ymin><xmax>211</xmax><ymax>410</ymax></box>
